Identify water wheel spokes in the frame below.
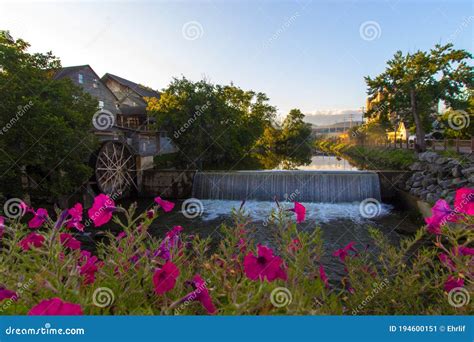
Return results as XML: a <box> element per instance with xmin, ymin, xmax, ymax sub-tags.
<box><xmin>95</xmin><ymin>141</ymin><xmax>137</xmax><ymax>195</ymax></box>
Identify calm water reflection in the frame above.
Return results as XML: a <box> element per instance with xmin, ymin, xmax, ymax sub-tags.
<box><xmin>297</xmin><ymin>155</ymin><xmax>358</xmax><ymax>171</ymax></box>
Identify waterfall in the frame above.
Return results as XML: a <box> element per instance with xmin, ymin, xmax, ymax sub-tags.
<box><xmin>192</xmin><ymin>171</ymin><xmax>381</xmax><ymax>203</ymax></box>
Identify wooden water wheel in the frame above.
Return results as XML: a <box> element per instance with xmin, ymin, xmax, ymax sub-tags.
<box><xmin>94</xmin><ymin>141</ymin><xmax>137</xmax><ymax>195</ymax></box>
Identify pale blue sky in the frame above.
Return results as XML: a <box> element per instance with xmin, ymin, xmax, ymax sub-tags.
<box><xmin>1</xmin><ymin>0</ymin><xmax>472</xmax><ymax>121</ymax></box>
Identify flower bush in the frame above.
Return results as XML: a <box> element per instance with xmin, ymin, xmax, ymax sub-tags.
<box><xmin>0</xmin><ymin>191</ymin><xmax>472</xmax><ymax>315</ymax></box>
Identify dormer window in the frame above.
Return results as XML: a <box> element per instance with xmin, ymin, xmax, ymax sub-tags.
<box><xmin>78</xmin><ymin>73</ymin><xmax>84</xmax><ymax>84</ymax></box>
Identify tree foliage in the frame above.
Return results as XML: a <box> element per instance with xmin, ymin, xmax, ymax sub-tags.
<box><xmin>0</xmin><ymin>34</ymin><xmax>98</xmax><ymax>200</ymax></box>
<box><xmin>147</xmin><ymin>78</ymin><xmax>312</xmax><ymax>169</ymax></box>
<box><xmin>365</xmin><ymin>44</ymin><xmax>473</xmax><ymax>150</ymax></box>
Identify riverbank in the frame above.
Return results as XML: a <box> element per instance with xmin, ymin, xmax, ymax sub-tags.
<box><xmin>315</xmin><ymin>141</ymin><xmax>416</xmax><ymax>171</ymax></box>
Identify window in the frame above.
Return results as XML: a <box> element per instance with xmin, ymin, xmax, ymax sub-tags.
<box><xmin>78</xmin><ymin>73</ymin><xmax>84</xmax><ymax>84</ymax></box>
<box><xmin>98</xmin><ymin>101</ymin><xmax>104</xmax><ymax>109</ymax></box>
<box><xmin>92</xmin><ymin>79</ymin><xmax>98</xmax><ymax>88</ymax></box>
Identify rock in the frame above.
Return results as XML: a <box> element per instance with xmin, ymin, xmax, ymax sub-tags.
<box><xmin>412</xmin><ymin>181</ymin><xmax>422</xmax><ymax>188</ymax></box>
<box><xmin>435</xmin><ymin>157</ymin><xmax>449</xmax><ymax>165</ymax></box>
<box><xmin>452</xmin><ymin>165</ymin><xmax>463</xmax><ymax>178</ymax></box>
<box><xmin>468</xmin><ymin>175</ymin><xmax>474</xmax><ymax>184</ymax></box>
<box><xmin>427</xmin><ymin>184</ymin><xmax>437</xmax><ymax>191</ymax></box>
<box><xmin>453</xmin><ymin>178</ymin><xmax>468</xmax><ymax>187</ymax></box>
<box><xmin>422</xmin><ymin>178</ymin><xmax>436</xmax><ymax>187</ymax></box>
<box><xmin>418</xmin><ymin>152</ymin><xmax>438</xmax><ymax>163</ymax></box>
<box><xmin>426</xmin><ymin>192</ymin><xmax>440</xmax><ymax>203</ymax></box>
<box><xmin>409</xmin><ymin>162</ymin><xmax>424</xmax><ymax>171</ymax></box>
<box><xmin>462</xmin><ymin>166</ymin><xmax>474</xmax><ymax>176</ymax></box>
<box><xmin>438</xmin><ymin>179</ymin><xmax>452</xmax><ymax>188</ymax></box>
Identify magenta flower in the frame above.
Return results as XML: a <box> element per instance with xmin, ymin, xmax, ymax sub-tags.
<box><xmin>288</xmin><ymin>238</ymin><xmax>301</xmax><ymax>253</ymax></box>
<box><xmin>179</xmin><ymin>275</ymin><xmax>216</xmax><ymax>314</ymax></box>
<box><xmin>60</xmin><ymin>233</ymin><xmax>81</xmax><ymax>250</ymax></box>
<box><xmin>452</xmin><ymin>246</ymin><xmax>474</xmax><ymax>256</ymax></box>
<box><xmin>87</xmin><ymin>194</ymin><xmax>115</xmax><ymax>227</ymax></box>
<box><xmin>333</xmin><ymin>242</ymin><xmax>357</xmax><ymax>262</ymax></box>
<box><xmin>291</xmin><ymin>202</ymin><xmax>306</xmax><ymax>223</ymax></box>
<box><xmin>28</xmin><ymin>297</ymin><xmax>83</xmax><ymax>315</ymax></box>
<box><xmin>438</xmin><ymin>253</ymin><xmax>456</xmax><ymax>271</ymax></box>
<box><xmin>66</xmin><ymin>203</ymin><xmax>84</xmax><ymax>231</ymax></box>
<box><xmin>454</xmin><ymin>187</ymin><xmax>474</xmax><ymax>215</ymax></box>
<box><xmin>0</xmin><ymin>216</ymin><xmax>4</xmax><ymax>241</ymax></box>
<box><xmin>425</xmin><ymin>199</ymin><xmax>458</xmax><ymax>234</ymax></box>
<box><xmin>319</xmin><ymin>265</ymin><xmax>329</xmax><ymax>288</ymax></box>
<box><xmin>28</xmin><ymin>208</ymin><xmax>48</xmax><ymax>229</ymax></box>
<box><xmin>0</xmin><ymin>288</ymin><xmax>17</xmax><ymax>302</ymax></box>
<box><xmin>19</xmin><ymin>233</ymin><xmax>45</xmax><ymax>251</ymax></box>
<box><xmin>78</xmin><ymin>251</ymin><xmax>101</xmax><ymax>285</ymax></box>
<box><xmin>116</xmin><ymin>231</ymin><xmax>127</xmax><ymax>240</ymax></box>
<box><xmin>154</xmin><ymin>226</ymin><xmax>183</xmax><ymax>261</ymax></box>
<box><xmin>444</xmin><ymin>275</ymin><xmax>464</xmax><ymax>292</ymax></box>
<box><xmin>153</xmin><ymin>261</ymin><xmax>180</xmax><ymax>295</ymax></box>
<box><xmin>154</xmin><ymin>197</ymin><xmax>175</xmax><ymax>212</ymax></box>
<box><xmin>146</xmin><ymin>209</ymin><xmax>155</xmax><ymax>218</ymax></box>
<box><xmin>243</xmin><ymin>244</ymin><xmax>287</xmax><ymax>282</ymax></box>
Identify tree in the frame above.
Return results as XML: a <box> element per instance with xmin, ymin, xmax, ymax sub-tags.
<box><xmin>365</xmin><ymin>44</ymin><xmax>473</xmax><ymax>151</ymax></box>
<box><xmin>147</xmin><ymin>77</ymin><xmax>277</xmax><ymax>169</ymax></box>
<box><xmin>278</xmin><ymin>109</ymin><xmax>312</xmax><ymax>167</ymax></box>
<box><xmin>0</xmin><ymin>34</ymin><xmax>98</xmax><ymax>200</ymax></box>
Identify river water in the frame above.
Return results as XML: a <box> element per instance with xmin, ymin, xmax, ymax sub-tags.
<box><xmin>117</xmin><ymin>155</ymin><xmax>420</xmax><ymax>282</ymax></box>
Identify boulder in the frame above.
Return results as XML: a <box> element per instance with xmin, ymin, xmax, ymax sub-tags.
<box><xmin>418</xmin><ymin>152</ymin><xmax>438</xmax><ymax>163</ymax></box>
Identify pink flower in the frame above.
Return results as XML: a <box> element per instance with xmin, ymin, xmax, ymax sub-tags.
<box><xmin>288</xmin><ymin>238</ymin><xmax>301</xmax><ymax>253</ymax></box>
<box><xmin>0</xmin><ymin>288</ymin><xmax>17</xmax><ymax>302</ymax></box>
<box><xmin>154</xmin><ymin>226</ymin><xmax>183</xmax><ymax>261</ymax></box>
<box><xmin>292</xmin><ymin>202</ymin><xmax>306</xmax><ymax>223</ymax></box>
<box><xmin>425</xmin><ymin>199</ymin><xmax>458</xmax><ymax>234</ymax></box>
<box><xmin>0</xmin><ymin>216</ymin><xmax>4</xmax><ymax>241</ymax></box>
<box><xmin>78</xmin><ymin>251</ymin><xmax>101</xmax><ymax>285</ymax></box>
<box><xmin>66</xmin><ymin>203</ymin><xmax>84</xmax><ymax>231</ymax></box>
<box><xmin>454</xmin><ymin>187</ymin><xmax>474</xmax><ymax>215</ymax></box>
<box><xmin>87</xmin><ymin>194</ymin><xmax>115</xmax><ymax>227</ymax></box>
<box><xmin>438</xmin><ymin>253</ymin><xmax>456</xmax><ymax>271</ymax></box>
<box><xmin>116</xmin><ymin>231</ymin><xmax>127</xmax><ymax>240</ymax></box>
<box><xmin>179</xmin><ymin>275</ymin><xmax>216</xmax><ymax>314</ymax></box>
<box><xmin>452</xmin><ymin>246</ymin><xmax>474</xmax><ymax>256</ymax></box>
<box><xmin>444</xmin><ymin>275</ymin><xmax>464</xmax><ymax>292</ymax></box>
<box><xmin>243</xmin><ymin>244</ymin><xmax>287</xmax><ymax>282</ymax></box>
<box><xmin>154</xmin><ymin>197</ymin><xmax>175</xmax><ymax>212</ymax></box>
<box><xmin>28</xmin><ymin>208</ymin><xmax>48</xmax><ymax>228</ymax></box>
<box><xmin>28</xmin><ymin>298</ymin><xmax>83</xmax><ymax>315</ymax></box>
<box><xmin>333</xmin><ymin>242</ymin><xmax>357</xmax><ymax>262</ymax></box>
<box><xmin>147</xmin><ymin>209</ymin><xmax>155</xmax><ymax>218</ymax></box>
<box><xmin>19</xmin><ymin>233</ymin><xmax>45</xmax><ymax>251</ymax></box>
<box><xmin>153</xmin><ymin>261</ymin><xmax>180</xmax><ymax>295</ymax></box>
<box><xmin>60</xmin><ymin>233</ymin><xmax>81</xmax><ymax>250</ymax></box>
<box><xmin>319</xmin><ymin>265</ymin><xmax>329</xmax><ymax>288</ymax></box>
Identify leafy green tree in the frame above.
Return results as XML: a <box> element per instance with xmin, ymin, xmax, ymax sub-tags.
<box><xmin>147</xmin><ymin>77</ymin><xmax>277</xmax><ymax>169</ymax></box>
<box><xmin>365</xmin><ymin>44</ymin><xmax>473</xmax><ymax>151</ymax></box>
<box><xmin>277</xmin><ymin>109</ymin><xmax>312</xmax><ymax>167</ymax></box>
<box><xmin>0</xmin><ymin>34</ymin><xmax>98</xmax><ymax>200</ymax></box>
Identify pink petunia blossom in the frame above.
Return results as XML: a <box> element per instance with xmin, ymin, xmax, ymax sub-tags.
<box><xmin>28</xmin><ymin>208</ymin><xmax>48</xmax><ymax>229</ymax></box>
<box><xmin>28</xmin><ymin>297</ymin><xmax>83</xmax><ymax>315</ymax></box>
<box><xmin>425</xmin><ymin>199</ymin><xmax>458</xmax><ymax>234</ymax></box>
<box><xmin>288</xmin><ymin>238</ymin><xmax>302</xmax><ymax>253</ymax></box>
<box><xmin>0</xmin><ymin>288</ymin><xmax>17</xmax><ymax>302</ymax></box>
<box><xmin>333</xmin><ymin>242</ymin><xmax>357</xmax><ymax>262</ymax></box>
<box><xmin>179</xmin><ymin>275</ymin><xmax>216</xmax><ymax>314</ymax></box>
<box><xmin>78</xmin><ymin>251</ymin><xmax>102</xmax><ymax>285</ymax></box>
<box><xmin>452</xmin><ymin>246</ymin><xmax>474</xmax><ymax>256</ymax></box>
<box><xmin>444</xmin><ymin>275</ymin><xmax>464</xmax><ymax>292</ymax></box>
<box><xmin>154</xmin><ymin>197</ymin><xmax>175</xmax><ymax>212</ymax></box>
<box><xmin>319</xmin><ymin>265</ymin><xmax>329</xmax><ymax>288</ymax></box>
<box><xmin>116</xmin><ymin>231</ymin><xmax>127</xmax><ymax>240</ymax></box>
<box><xmin>60</xmin><ymin>233</ymin><xmax>81</xmax><ymax>250</ymax></box>
<box><xmin>87</xmin><ymin>194</ymin><xmax>115</xmax><ymax>227</ymax></box>
<box><xmin>154</xmin><ymin>226</ymin><xmax>183</xmax><ymax>261</ymax></box>
<box><xmin>0</xmin><ymin>216</ymin><xmax>4</xmax><ymax>241</ymax></box>
<box><xmin>146</xmin><ymin>209</ymin><xmax>155</xmax><ymax>219</ymax></box>
<box><xmin>19</xmin><ymin>233</ymin><xmax>45</xmax><ymax>251</ymax></box>
<box><xmin>292</xmin><ymin>202</ymin><xmax>306</xmax><ymax>223</ymax></box>
<box><xmin>243</xmin><ymin>244</ymin><xmax>287</xmax><ymax>282</ymax></box>
<box><xmin>454</xmin><ymin>187</ymin><xmax>474</xmax><ymax>215</ymax></box>
<box><xmin>438</xmin><ymin>253</ymin><xmax>456</xmax><ymax>271</ymax></box>
<box><xmin>66</xmin><ymin>203</ymin><xmax>84</xmax><ymax>231</ymax></box>
<box><xmin>153</xmin><ymin>261</ymin><xmax>180</xmax><ymax>295</ymax></box>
